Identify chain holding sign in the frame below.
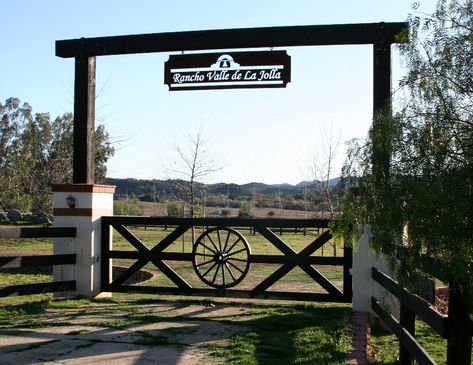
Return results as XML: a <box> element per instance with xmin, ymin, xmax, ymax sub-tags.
<box><xmin>164</xmin><ymin>51</ymin><xmax>291</xmax><ymax>91</ymax></box>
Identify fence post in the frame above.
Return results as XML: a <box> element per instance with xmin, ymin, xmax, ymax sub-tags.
<box><xmin>399</xmin><ymin>303</ymin><xmax>415</xmax><ymax>365</ymax></box>
<box><xmin>343</xmin><ymin>244</ymin><xmax>353</xmax><ymax>301</ymax></box>
<box><xmin>52</xmin><ymin>184</ymin><xmax>115</xmax><ymax>298</ymax></box>
<box><xmin>446</xmin><ymin>284</ymin><xmax>473</xmax><ymax>365</ymax></box>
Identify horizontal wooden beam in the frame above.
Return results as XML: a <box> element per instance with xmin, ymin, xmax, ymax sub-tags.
<box><xmin>107</xmin><ymin>250</ymin><xmax>348</xmax><ymax>265</ymax></box>
<box><xmin>372</xmin><ymin>298</ymin><xmax>437</xmax><ymax>365</ymax></box>
<box><xmin>0</xmin><ymin>281</ymin><xmax>76</xmax><ymax>297</ymax></box>
<box><xmin>0</xmin><ymin>227</ymin><xmax>76</xmax><ymax>239</ymax></box>
<box><xmin>56</xmin><ymin>22</ymin><xmax>407</xmax><ymax>58</ymax></box>
<box><xmin>103</xmin><ymin>216</ymin><xmax>331</xmax><ymax>228</ymax></box>
<box><xmin>107</xmin><ymin>285</ymin><xmax>348</xmax><ymax>302</ymax></box>
<box><xmin>372</xmin><ymin>268</ymin><xmax>448</xmax><ymax>338</ymax></box>
<box><xmin>0</xmin><ymin>254</ymin><xmax>76</xmax><ymax>269</ymax></box>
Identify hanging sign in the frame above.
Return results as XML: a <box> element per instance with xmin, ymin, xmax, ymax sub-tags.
<box><xmin>164</xmin><ymin>51</ymin><xmax>291</xmax><ymax>91</ymax></box>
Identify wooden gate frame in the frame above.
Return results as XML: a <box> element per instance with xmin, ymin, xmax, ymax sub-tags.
<box><xmin>56</xmin><ymin>22</ymin><xmax>407</xmax><ymax>184</ymax></box>
<box><xmin>101</xmin><ymin>216</ymin><xmax>352</xmax><ymax>302</ymax></box>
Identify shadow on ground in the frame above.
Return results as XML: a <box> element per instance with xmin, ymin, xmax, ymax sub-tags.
<box><xmin>0</xmin><ymin>297</ymin><xmax>351</xmax><ymax>364</ymax></box>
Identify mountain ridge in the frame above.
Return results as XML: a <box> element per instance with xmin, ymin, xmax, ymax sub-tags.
<box><xmin>104</xmin><ymin>177</ymin><xmax>341</xmax><ymax>200</ymax></box>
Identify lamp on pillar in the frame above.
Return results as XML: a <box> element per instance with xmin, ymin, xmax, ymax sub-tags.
<box><xmin>66</xmin><ymin>195</ymin><xmax>76</xmax><ymax>209</ymax></box>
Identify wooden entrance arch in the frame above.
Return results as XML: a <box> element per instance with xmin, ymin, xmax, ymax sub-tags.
<box><xmin>56</xmin><ymin>22</ymin><xmax>406</xmax><ymax>183</ymax></box>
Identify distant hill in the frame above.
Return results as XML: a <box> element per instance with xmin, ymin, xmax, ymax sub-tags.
<box><xmin>104</xmin><ymin>177</ymin><xmax>341</xmax><ymax>200</ymax></box>
<box><xmin>296</xmin><ymin>177</ymin><xmax>340</xmax><ymax>188</ymax></box>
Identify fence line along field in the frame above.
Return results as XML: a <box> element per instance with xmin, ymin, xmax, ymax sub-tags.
<box><xmin>123</xmin><ymin>200</ymin><xmax>334</xmax><ymax>219</ymax></box>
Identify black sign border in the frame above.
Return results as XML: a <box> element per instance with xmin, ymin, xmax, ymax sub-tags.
<box><xmin>164</xmin><ymin>51</ymin><xmax>291</xmax><ymax>91</ymax></box>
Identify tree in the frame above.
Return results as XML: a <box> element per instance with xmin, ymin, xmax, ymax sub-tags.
<box><xmin>307</xmin><ymin>123</ymin><xmax>341</xmax><ymax>219</ymax></box>
<box><xmin>167</xmin><ymin>201</ymin><xmax>183</xmax><ymax>217</ymax></box>
<box><xmin>113</xmin><ymin>201</ymin><xmax>143</xmax><ymax>216</ymax></box>
<box><xmin>0</xmin><ymin>97</ymin><xmax>115</xmax><ymax>213</ymax></box>
<box><xmin>306</xmin><ymin>123</ymin><xmax>342</xmax><ymax>255</ymax></box>
<box><xmin>238</xmin><ymin>201</ymin><xmax>253</xmax><ymax>217</ymax></box>
<box><xmin>339</xmin><ymin>2</ymin><xmax>473</xmax><ymax>362</ymax></box>
<box><xmin>166</xmin><ymin>123</ymin><xmax>221</xmax><ymax>218</ymax></box>
<box><xmin>0</xmin><ymin>98</ymin><xmax>29</xmax><ymax>210</ymax></box>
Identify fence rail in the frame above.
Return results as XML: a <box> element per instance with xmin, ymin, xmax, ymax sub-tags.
<box><xmin>0</xmin><ymin>226</ymin><xmax>76</xmax><ymax>298</ymax></box>
<box><xmin>0</xmin><ymin>227</ymin><xmax>76</xmax><ymax>239</ymax></box>
<box><xmin>371</xmin><ymin>266</ymin><xmax>472</xmax><ymax>364</ymax></box>
<box><xmin>371</xmin><ymin>297</ymin><xmax>437</xmax><ymax>365</ymax></box>
<box><xmin>372</xmin><ymin>268</ymin><xmax>448</xmax><ymax>338</ymax></box>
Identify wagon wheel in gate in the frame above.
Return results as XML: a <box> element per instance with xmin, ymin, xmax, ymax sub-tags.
<box><xmin>192</xmin><ymin>227</ymin><xmax>251</xmax><ymax>289</ymax></box>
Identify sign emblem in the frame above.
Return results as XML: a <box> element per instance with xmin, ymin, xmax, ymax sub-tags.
<box><xmin>164</xmin><ymin>51</ymin><xmax>291</xmax><ymax>91</ymax></box>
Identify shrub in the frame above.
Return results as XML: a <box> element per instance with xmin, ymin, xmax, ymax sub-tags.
<box><xmin>114</xmin><ymin>201</ymin><xmax>143</xmax><ymax>216</ymax></box>
<box><xmin>167</xmin><ymin>202</ymin><xmax>183</xmax><ymax>217</ymax></box>
<box><xmin>238</xmin><ymin>202</ymin><xmax>253</xmax><ymax>218</ymax></box>
<box><xmin>8</xmin><ymin>194</ymin><xmax>33</xmax><ymax>213</ymax></box>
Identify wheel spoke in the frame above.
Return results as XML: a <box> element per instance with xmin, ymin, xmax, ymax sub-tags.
<box><xmin>227</xmin><ymin>247</ymin><xmax>247</xmax><ymax>257</ymax></box>
<box><xmin>211</xmin><ymin>262</ymin><xmax>221</xmax><ymax>284</ymax></box>
<box><xmin>198</xmin><ymin>242</ymin><xmax>217</xmax><ymax>254</ymax></box>
<box><xmin>222</xmin><ymin>230</ymin><xmax>231</xmax><ymax>252</ymax></box>
<box><xmin>196</xmin><ymin>258</ymin><xmax>216</xmax><ymax>267</ymax></box>
<box><xmin>207</xmin><ymin>235</ymin><xmax>220</xmax><ymax>253</ymax></box>
<box><xmin>227</xmin><ymin>260</ymin><xmax>245</xmax><ymax>274</ymax></box>
<box><xmin>217</xmin><ymin>229</ymin><xmax>222</xmax><ymax>251</ymax></box>
<box><xmin>221</xmin><ymin>261</ymin><xmax>226</xmax><ymax>287</ymax></box>
<box><xmin>225</xmin><ymin>238</ymin><xmax>241</xmax><ymax>254</ymax></box>
<box><xmin>224</xmin><ymin>263</ymin><xmax>237</xmax><ymax>282</ymax></box>
<box><xmin>202</xmin><ymin>261</ymin><xmax>218</xmax><ymax>278</ymax></box>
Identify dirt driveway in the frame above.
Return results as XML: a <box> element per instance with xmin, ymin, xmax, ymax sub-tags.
<box><xmin>0</xmin><ymin>299</ymin><xmax>248</xmax><ymax>365</ymax></box>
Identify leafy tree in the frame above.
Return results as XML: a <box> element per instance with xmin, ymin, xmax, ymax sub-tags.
<box><xmin>113</xmin><ymin>201</ymin><xmax>143</xmax><ymax>216</ymax></box>
<box><xmin>0</xmin><ymin>97</ymin><xmax>115</xmax><ymax>213</ymax></box>
<box><xmin>94</xmin><ymin>124</ymin><xmax>115</xmax><ymax>182</ymax></box>
<box><xmin>238</xmin><ymin>201</ymin><xmax>253</xmax><ymax>218</ymax></box>
<box><xmin>338</xmin><ymin>1</ymin><xmax>473</xmax><ymax>362</ymax></box>
<box><xmin>0</xmin><ymin>98</ymin><xmax>28</xmax><ymax>209</ymax></box>
<box><xmin>167</xmin><ymin>201</ymin><xmax>183</xmax><ymax>217</ymax></box>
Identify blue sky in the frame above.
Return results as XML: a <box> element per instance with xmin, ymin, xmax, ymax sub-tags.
<box><xmin>0</xmin><ymin>1</ymin><xmax>438</xmax><ymax>184</ymax></box>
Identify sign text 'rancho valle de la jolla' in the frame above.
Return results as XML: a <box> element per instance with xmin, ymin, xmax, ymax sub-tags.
<box><xmin>164</xmin><ymin>51</ymin><xmax>291</xmax><ymax>91</ymax></box>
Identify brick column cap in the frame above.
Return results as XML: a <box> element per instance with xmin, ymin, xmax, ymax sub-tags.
<box><xmin>52</xmin><ymin>184</ymin><xmax>116</xmax><ymax>193</ymax></box>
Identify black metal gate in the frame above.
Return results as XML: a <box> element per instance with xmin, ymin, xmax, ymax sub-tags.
<box><xmin>101</xmin><ymin>217</ymin><xmax>352</xmax><ymax>302</ymax></box>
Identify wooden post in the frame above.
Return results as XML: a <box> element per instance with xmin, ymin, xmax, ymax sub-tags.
<box><xmin>343</xmin><ymin>244</ymin><xmax>353</xmax><ymax>301</ymax></box>
<box><xmin>446</xmin><ymin>285</ymin><xmax>473</xmax><ymax>365</ymax></box>
<box><xmin>73</xmin><ymin>46</ymin><xmax>96</xmax><ymax>184</ymax></box>
<box><xmin>399</xmin><ymin>303</ymin><xmax>415</xmax><ymax>365</ymax></box>
<box><xmin>372</xmin><ymin>37</ymin><xmax>392</xmax><ymax>185</ymax></box>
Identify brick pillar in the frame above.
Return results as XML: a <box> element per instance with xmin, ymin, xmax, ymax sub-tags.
<box><xmin>52</xmin><ymin>184</ymin><xmax>115</xmax><ymax>298</ymax></box>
